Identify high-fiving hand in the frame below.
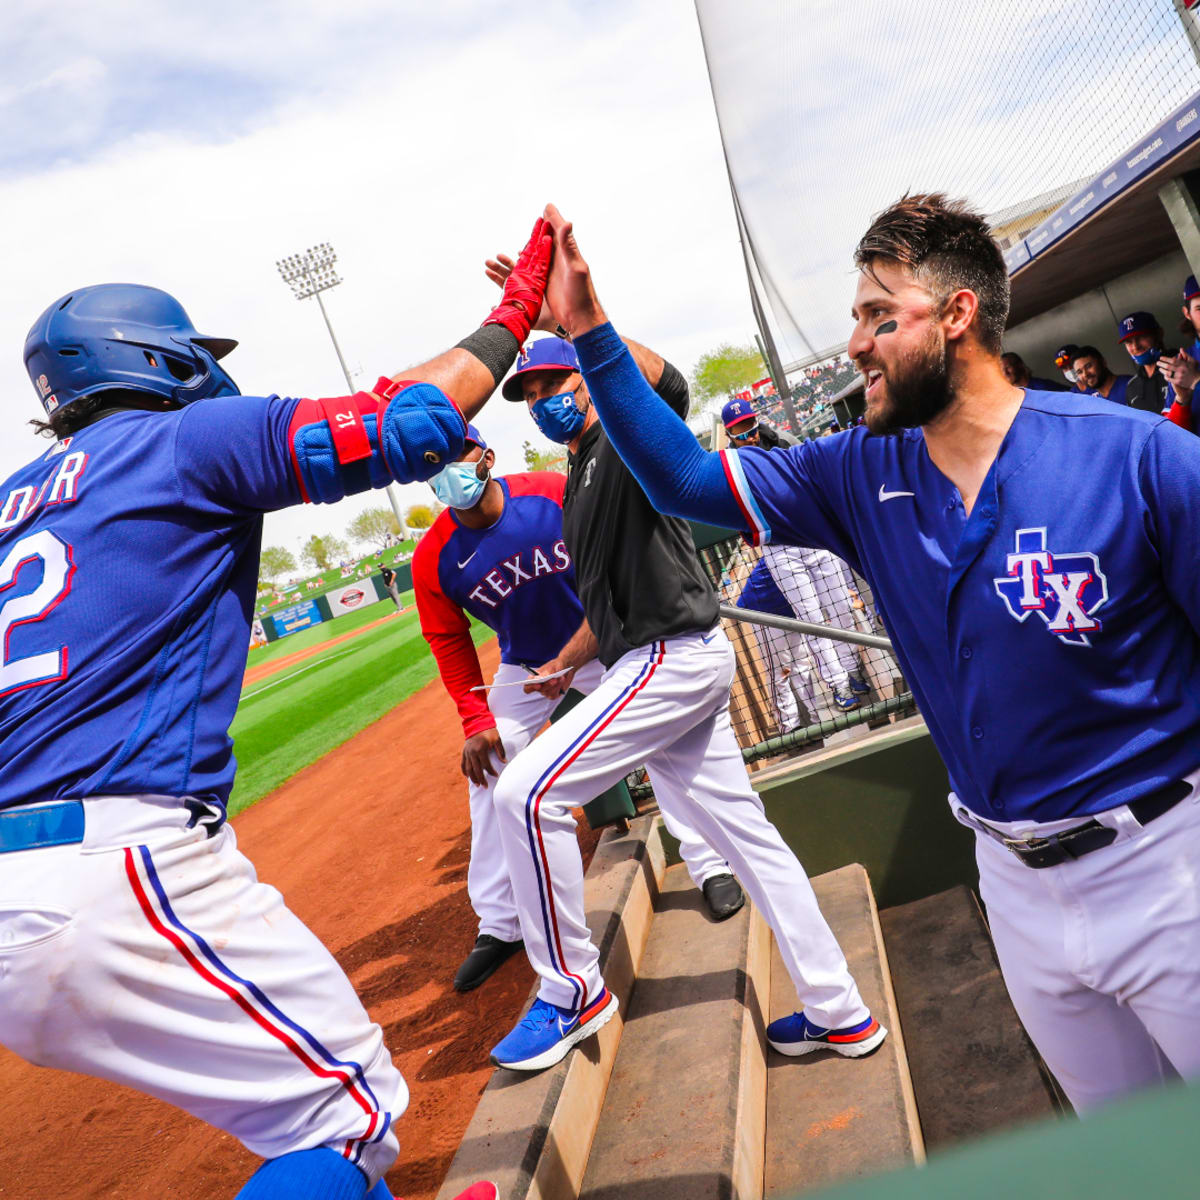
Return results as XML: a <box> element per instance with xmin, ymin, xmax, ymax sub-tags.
<box><xmin>482</xmin><ymin>217</ymin><xmax>554</xmax><ymax>344</ymax></box>
<box><xmin>541</xmin><ymin>204</ymin><xmax>608</xmax><ymax>339</ymax></box>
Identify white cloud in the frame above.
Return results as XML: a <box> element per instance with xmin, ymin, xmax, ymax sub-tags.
<box><xmin>0</xmin><ymin>0</ymin><xmax>759</xmax><ymax>556</ymax></box>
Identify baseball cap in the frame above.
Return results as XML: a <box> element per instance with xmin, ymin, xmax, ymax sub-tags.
<box><xmin>1186</xmin><ymin>276</ymin><xmax>1200</xmax><ymax>303</ymax></box>
<box><xmin>1053</xmin><ymin>344</ymin><xmax>1081</xmax><ymax>369</ymax></box>
<box><xmin>464</xmin><ymin>423</ymin><xmax>487</xmax><ymax>451</ymax></box>
<box><xmin>501</xmin><ymin>337</ymin><xmax>579</xmax><ymax>401</ymax></box>
<box><xmin>1118</xmin><ymin>312</ymin><xmax>1159</xmax><ymax>342</ymax></box>
<box><xmin>721</xmin><ymin>397</ymin><xmax>756</xmax><ymax>429</ymax></box>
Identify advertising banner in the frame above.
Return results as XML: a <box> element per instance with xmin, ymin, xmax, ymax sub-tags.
<box><xmin>268</xmin><ymin>598</ymin><xmax>324</xmax><ymax>639</ymax></box>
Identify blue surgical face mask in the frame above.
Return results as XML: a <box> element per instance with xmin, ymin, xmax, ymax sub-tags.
<box><xmin>430</xmin><ymin>460</ymin><xmax>488</xmax><ymax>509</ymax></box>
<box><xmin>531</xmin><ymin>391</ymin><xmax>586</xmax><ymax>445</ymax></box>
<box><xmin>1132</xmin><ymin>346</ymin><xmax>1162</xmax><ymax>366</ymax></box>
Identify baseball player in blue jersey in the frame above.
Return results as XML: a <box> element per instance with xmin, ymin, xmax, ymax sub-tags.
<box><xmin>539</xmin><ymin>196</ymin><xmax>1200</xmax><ymax>1112</ymax></box>
<box><xmin>413</xmin><ymin>426</ymin><xmax>741</xmax><ymax>991</ymax></box>
<box><xmin>0</xmin><ymin>218</ymin><xmax>554</xmax><ymax>1200</ymax></box>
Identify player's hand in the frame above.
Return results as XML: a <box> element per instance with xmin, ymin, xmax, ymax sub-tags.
<box><xmin>542</xmin><ymin>203</ymin><xmax>608</xmax><ymax>338</ymax></box>
<box><xmin>484</xmin><ymin>252</ymin><xmax>559</xmax><ymax>333</ymax></box>
<box><xmin>523</xmin><ymin>659</ymin><xmax>576</xmax><ymax>698</ymax></box>
<box><xmin>481</xmin><ymin>217</ymin><xmax>553</xmax><ymax>344</ymax></box>
<box><xmin>461</xmin><ymin>727</ymin><xmax>506</xmax><ymax>787</ymax></box>
<box><xmin>1160</xmin><ymin>350</ymin><xmax>1200</xmax><ymax>398</ymax></box>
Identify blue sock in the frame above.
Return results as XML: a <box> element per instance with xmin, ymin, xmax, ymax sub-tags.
<box><xmin>236</xmin><ymin>1147</ymin><xmax>368</xmax><ymax>1200</ymax></box>
<box><xmin>365</xmin><ymin>1182</ymin><xmax>395</xmax><ymax>1199</ymax></box>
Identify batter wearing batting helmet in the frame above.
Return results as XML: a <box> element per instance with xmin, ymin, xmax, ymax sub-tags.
<box><xmin>0</xmin><ymin>215</ymin><xmax>555</xmax><ymax>1200</ymax></box>
<box><xmin>550</xmin><ymin>193</ymin><xmax>1200</xmax><ymax>1113</ymax></box>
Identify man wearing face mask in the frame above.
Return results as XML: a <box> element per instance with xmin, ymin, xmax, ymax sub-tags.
<box><xmin>1118</xmin><ymin>311</ymin><xmax>1196</xmax><ymax>431</ymax></box>
<box><xmin>480</xmin><ymin>333</ymin><xmax>882</xmax><ymax>1074</ymax></box>
<box><xmin>1052</xmin><ymin>344</ymin><xmax>1090</xmax><ymax>392</ymax></box>
<box><xmin>412</xmin><ymin>424</ymin><xmax>743</xmax><ymax>992</ymax></box>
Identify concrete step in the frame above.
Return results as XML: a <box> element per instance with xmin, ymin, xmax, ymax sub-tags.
<box><xmin>764</xmin><ymin>864</ymin><xmax>923</xmax><ymax>1197</ymax></box>
<box><xmin>878</xmin><ymin>886</ymin><xmax>1060</xmax><ymax>1149</ymax></box>
<box><xmin>579</xmin><ymin>862</ymin><xmax>771</xmax><ymax>1200</ymax></box>
<box><xmin>436</xmin><ymin>814</ymin><xmax>669</xmax><ymax>1200</ymax></box>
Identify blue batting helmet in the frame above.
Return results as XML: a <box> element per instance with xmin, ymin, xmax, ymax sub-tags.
<box><xmin>24</xmin><ymin>283</ymin><xmax>239</xmax><ymax>416</ymax></box>
<box><xmin>501</xmin><ymin>336</ymin><xmax>579</xmax><ymax>401</ymax></box>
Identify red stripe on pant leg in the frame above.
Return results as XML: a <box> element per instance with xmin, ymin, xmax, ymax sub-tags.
<box><xmin>123</xmin><ymin>847</ymin><xmax>374</xmax><ymax>1120</ymax></box>
<box><xmin>530</xmin><ymin>641</ymin><xmax>666</xmax><ymax>1010</ymax></box>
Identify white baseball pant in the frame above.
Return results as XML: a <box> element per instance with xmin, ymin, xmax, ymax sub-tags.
<box><xmin>952</xmin><ymin>776</ymin><xmax>1200</xmax><ymax>1112</ymax></box>
<box><xmin>751</xmin><ymin>621</ymin><xmax>821</xmax><ymax>732</ymax></box>
<box><xmin>493</xmin><ymin>628</ymin><xmax>869</xmax><ymax>1028</ymax></box>
<box><xmin>0</xmin><ymin>795</ymin><xmax>405</xmax><ymax>1187</ymax></box>
<box><xmin>468</xmin><ymin>659</ymin><xmax>729</xmax><ymax>940</ymax></box>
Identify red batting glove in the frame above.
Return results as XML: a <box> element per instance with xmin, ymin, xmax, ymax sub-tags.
<box><xmin>482</xmin><ymin>217</ymin><xmax>552</xmax><ymax>343</ymax></box>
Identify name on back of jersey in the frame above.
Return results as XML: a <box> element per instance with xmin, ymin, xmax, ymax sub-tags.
<box><xmin>0</xmin><ymin>445</ymin><xmax>88</xmax><ymax>534</ymax></box>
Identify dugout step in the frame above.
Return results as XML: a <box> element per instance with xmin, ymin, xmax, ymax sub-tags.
<box><xmin>578</xmin><ymin>863</ymin><xmax>771</xmax><ymax>1200</ymax></box>
<box><xmin>877</xmin><ymin>886</ymin><xmax>1061</xmax><ymax>1149</ymax></box>
<box><xmin>436</xmin><ymin>814</ymin><xmax>669</xmax><ymax>1200</ymax></box>
<box><xmin>765</xmin><ymin>864</ymin><xmax>923</xmax><ymax>1197</ymax></box>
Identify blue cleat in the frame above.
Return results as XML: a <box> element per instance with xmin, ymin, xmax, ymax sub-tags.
<box><xmin>848</xmin><ymin>674</ymin><xmax>871</xmax><ymax>696</ymax></box>
<box><xmin>490</xmin><ymin>987</ymin><xmax>619</xmax><ymax>1072</ymax></box>
<box><xmin>831</xmin><ymin>688</ymin><xmax>860</xmax><ymax>711</ymax></box>
<box><xmin>767</xmin><ymin>1010</ymin><xmax>887</xmax><ymax>1058</ymax></box>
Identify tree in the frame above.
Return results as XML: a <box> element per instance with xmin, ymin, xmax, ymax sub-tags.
<box><xmin>299</xmin><ymin>534</ymin><xmax>349</xmax><ymax>572</ymax></box>
<box><xmin>347</xmin><ymin>506</ymin><xmax>400</xmax><ymax>550</ymax></box>
<box><xmin>259</xmin><ymin>545</ymin><xmax>296</xmax><ymax>585</ymax></box>
<box><xmin>405</xmin><ymin>504</ymin><xmax>436</xmax><ymax>531</ymax></box>
<box><xmin>689</xmin><ymin>343</ymin><xmax>767</xmax><ymax>413</ymax></box>
<box><xmin>522</xmin><ymin>441</ymin><xmax>567</xmax><ymax>473</ymax></box>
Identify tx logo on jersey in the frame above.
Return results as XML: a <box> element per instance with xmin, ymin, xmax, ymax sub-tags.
<box><xmin>992</xmin><ymin>527</ymin><xmax>1108</xmax><ymax>647</ymax></box>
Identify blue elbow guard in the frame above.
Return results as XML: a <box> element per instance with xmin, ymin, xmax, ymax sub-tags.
<box><xmin>288</xmin><ymin>379</ymin><xmax>466</xmax><ymax>503</ymax></box>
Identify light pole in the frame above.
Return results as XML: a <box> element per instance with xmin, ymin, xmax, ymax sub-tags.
<box><xmin>276</xmin><ymin>243</ymin><xmax>408</xmax><ymax>541</ymax></box>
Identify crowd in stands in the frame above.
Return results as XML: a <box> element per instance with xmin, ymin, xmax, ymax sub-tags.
<box><xmin>1000</xmin><ymin>274</ymin><xmax>1200</xmax><ymax>433</ymax></box>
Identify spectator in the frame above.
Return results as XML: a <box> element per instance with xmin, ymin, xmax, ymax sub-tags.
<box><xmin>721</xmin><ymin>396</ymin><xmax>797</xmax><ymax>449</ymax></box>
<box><xmin>1071</xmin><ymin>346</ymin><xmax>1131</xmax><ymax>405</ymax></box>
<box><xmin>1053</xmin><ymin>343</ymin><xmax>1089</xmax><ymax>391</ymax></box>
<box><xmin>1000</xmin><ymin>351</ymin><xmax>1069</xmax><ymax>392</ymax></box>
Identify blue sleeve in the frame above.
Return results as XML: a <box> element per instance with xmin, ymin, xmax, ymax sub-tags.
<box><xmin>1139</xmin><ymin>420</ymin><xmax>1200</xmax><ymax>639</ymax></box>
<box><xmin>173</xmin><ymin>394</ymin><xmax>304</xmax><ymax>514</ymax></box>
<box><xmin>575</xmin><ymin>321</ymin><xmax>857</xmax><ymax>556</ymax></box>
<box><xmin>573</xmin><ymin>323</ymin><xmax>744</xmax><ymax>530</ymax></box>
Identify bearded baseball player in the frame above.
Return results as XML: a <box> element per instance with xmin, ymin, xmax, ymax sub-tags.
<box><xmin>0</xmin><ymin>218</ymin><xmax>554</xmax><ymax>1200</ymax></box>
<box><xmin>413</xmin><ymin>422</ymin><xmax>743</xmax><ymax>992</ymax></box>
<box><xmin>543</xmin><ymin>194</ymin><xmax>1200</xmax><ymax>1112</ymax></box>
<box><xmin>472</xmin><ymin>290</ymin><xmax>883</xmax><ymax>1075</ymax></box>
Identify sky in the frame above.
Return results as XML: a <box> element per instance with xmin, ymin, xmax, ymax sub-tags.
<box><xmin>0</xmin><ymin>0</ymin><xmax>758</xmax><ymax>559</ymax></box>
<box><xmin>695</xmin><ymin>0</ymin><xmax>1200</xmax><ymax>361</ymax></box>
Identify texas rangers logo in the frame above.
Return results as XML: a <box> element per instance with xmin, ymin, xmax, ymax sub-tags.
<box><xmin>993</xmin><ymin>528</ymin><xmax>1108</xmax><ymax>647</ymax></box>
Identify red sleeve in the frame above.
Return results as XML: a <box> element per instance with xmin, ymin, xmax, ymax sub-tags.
<box><xmin>1165</xmin><ymin>400</ymin><xmax>1195</xmax><ymax>433</ymax></box>
<box><xmin>412</xmin><ymin>517</ymin><xmax>495</xmax><ymax>738</ymax></box>
<box><xmin>504</xmin><ymin>470</ymin><xmax>567</xmax><ymax>505</ymax></box>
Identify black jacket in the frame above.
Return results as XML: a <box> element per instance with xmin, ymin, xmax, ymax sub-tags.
<box><xmin>563</xmin><ymin>362</ymin><xmax>718</xmax><ymax>667</ymax></box>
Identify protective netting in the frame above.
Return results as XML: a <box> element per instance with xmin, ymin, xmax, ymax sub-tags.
<box><xmin>695</xmin><ymin>0</ymin><xmax>1200</xmax><ymax>364</ymax></box>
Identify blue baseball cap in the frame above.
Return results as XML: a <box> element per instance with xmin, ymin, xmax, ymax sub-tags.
<box><xmin>1118</xmin><ymin>311</ymin><xmax>1159</xmax><ymax>342</ymax></box>
<box><xmin>501</xmin><ymin>337</ymin><xmax>580</xmax><ymax>401</ymax></box>
<box><xmin>1185</xmin><ymin>276</ymin><xmax>1200</xmax><ymax>303</ymax></box>
<box><xmin>464</xmin><ymin>423</ymin><xmax>486</xmax><ymax>451</ymax></box>
<box><xmin>721</xmin><ymin>397</ymin><xmax>756</xmax><ymax>429</ymax></box>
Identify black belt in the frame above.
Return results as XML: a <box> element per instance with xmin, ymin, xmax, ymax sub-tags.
<box><xmin>984</xmin><ymin>779</ymin><xmax>1192</xmax><ymax>869</ymax></box>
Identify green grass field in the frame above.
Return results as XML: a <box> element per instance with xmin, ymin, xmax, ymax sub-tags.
<box><xmin>230</xmin><ymin>597</ymin><xmax>493</xmax><ymax>817</ymax></box>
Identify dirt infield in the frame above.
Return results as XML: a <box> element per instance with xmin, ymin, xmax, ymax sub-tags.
<box><xmin>0</xmin><ymin>638</ymin><xmax>602</xmax><ymax>1199</ymax></box>
<box><xmin>243</xmin><ymin>610</ymin><xmax>401</xmax><ymax>687</ymax></box>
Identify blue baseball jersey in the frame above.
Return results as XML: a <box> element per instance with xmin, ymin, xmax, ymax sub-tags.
<box><xmin>724</xmin><ymin>390</ymin><xmax>1200</xmax><ymax>824</ymax></box>
<box><xmin>0</xmin><ymin>395</ymin><xmax>306</xmax><ymax>812</ymax></box>
<box><xmin>736</xmin><ymin>559</ymin><xmax>792</xmax><ymax>620</ymax></box>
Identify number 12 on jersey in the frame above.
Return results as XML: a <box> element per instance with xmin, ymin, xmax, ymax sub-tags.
<box><xmin>0</xmin><ymin>530</ymin><xmax>74</xmax><ymax>697</ymax></box>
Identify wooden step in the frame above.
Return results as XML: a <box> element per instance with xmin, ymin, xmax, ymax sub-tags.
<box><xmin>435</xmin><ymin>814</ymin><xmax>669</xmax><ymax>1200</ymax></box>
<box><xmin>877</xmin><ymin>886</ymin><xmax>1059</xmax><ymax>1148</ymax></box>
<box><xmin>578</xmin><ymin>862</ymin><xmax>771</xmax><ymax>1200</ymax></box>
<box><xmin>764</xmin><ymin>864</ymin><xmax>923</xmax><ymax>1197</ymax></box>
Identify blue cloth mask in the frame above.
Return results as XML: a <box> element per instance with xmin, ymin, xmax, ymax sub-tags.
<box><xmin>1132</xmin><ymin>347</ymin><xmax>1162</xmax><ymax>366</ymax></box>
<box><xmin>531</xmin><ymin>391</ymin><xmax>586</xmax><ymax>444</ymax></box>
<box><xmin>430</xmin><ymin>461</ymin><xmax>488</xmax><ymax>509</ymax></box>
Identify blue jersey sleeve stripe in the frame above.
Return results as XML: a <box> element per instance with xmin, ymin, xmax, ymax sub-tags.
<box><xmin>721</xmin><ymin>448</ymin><xmax>772</xmax><ymax>544</ymax></box>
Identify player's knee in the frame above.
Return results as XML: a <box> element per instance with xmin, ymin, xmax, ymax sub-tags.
<box><xmin>493</xmin><ymin>760</ymin><xmax>533</xmax><ymax>820</ymax></box>
<box><xmin>380</xmin><ymin>382</ymin><xmax>466</xmax><ymax>483</ymax></box>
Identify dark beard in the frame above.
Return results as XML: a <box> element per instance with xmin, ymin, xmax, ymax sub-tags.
<box><xmin>865</xmin><ymin>332</ymin><xmax>953</xmax><ymax>436</ymax></box>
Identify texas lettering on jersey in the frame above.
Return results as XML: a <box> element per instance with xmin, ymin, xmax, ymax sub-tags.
<box><xmin>467</xmin><ymin>541</ymin><xmax>571</xmax><ymax>610</ymax></box>
<box><xmin>993</xmin><ymin>527</ymin><xmax>1108</xmax><ymax>647</ymax></box>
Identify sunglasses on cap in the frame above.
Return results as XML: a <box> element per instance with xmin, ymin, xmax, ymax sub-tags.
<box><xmin>1053</xmin><ymin>351</ymin><xmax>1075</xmax><ymax>369</ymax></box>
<box><xmin>728</xmin><ymin>423</ymin><xmax>760</xmax><ymax>442</ymax></box>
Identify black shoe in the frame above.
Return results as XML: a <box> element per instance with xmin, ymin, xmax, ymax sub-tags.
<box><xmin>701</xmin><ymin>873</ymin><xmax>745</xmax><ymax>922</ymax></box>
<box><xmin>453</xmin><ymin>934</ymin><xmax>524</xmax><ymax>992</ymax></box>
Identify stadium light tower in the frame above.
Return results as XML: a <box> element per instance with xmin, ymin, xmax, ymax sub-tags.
<box><xmin>276</xmin><ymin>243</ymin><xmax>407</xmax><ymax>539</ymax></box>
